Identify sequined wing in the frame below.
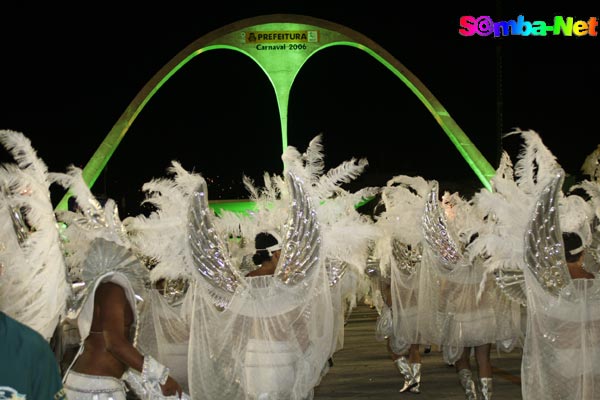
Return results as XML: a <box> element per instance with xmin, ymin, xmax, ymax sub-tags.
<box><xmin>421</xmin><ymin>181</ymin><xmax>464</xmax><ymax>269</ymax></box>
<box><xmin>187</xmin><ymin>177</ymin><xmax>245</xmax><ymax>308</ymax></box>
<box><xmin>391</xmin><ymin>239</ymin><xmax>422</xmax><ymax>276</ymax></box>
<box><xmin>274</xmin><ymin>169</ymin><xmax>321</xmax><ymax>286</ymax></box>
<box><xmin>493</xmin><ymin>267</ymin><xmax>527</xmax><ymax>307</ymax></box>
<box><xmin>325</xmin><ymin>259</ymin><xmax>348</xmax><ymax>287</ymax></box>
<box><xmin>523</xmin><ymin>170</ymin><xmax>571</xmax><ymax>297</ymax></box>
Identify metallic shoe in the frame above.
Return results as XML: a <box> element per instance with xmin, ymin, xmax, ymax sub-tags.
<box><xmin>458</xmin><ymin>369</ymin><xmax>478</xmax><ymax>400</ymax></box>
<box><xmin>409</xmin><ymin>363</ymin><xmax>422</xmax><ymax>393</ymax></box>
<box><xmin>394</xmin><ymin>356</ymin><xmax>417</xmax><ymax>393</ymax></box>
<box><xmin>479</xmin><ymin>377</ymin><xmax>492</xmax><ymax>400</ymax></box>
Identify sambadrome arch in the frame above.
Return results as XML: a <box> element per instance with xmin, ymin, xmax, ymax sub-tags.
<box><xmin>56</xmin><ymin>14</ymin><xmax>495</xmax><ymax>212</ymax></box>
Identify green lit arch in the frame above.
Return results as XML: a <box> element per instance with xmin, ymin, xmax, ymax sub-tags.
<box><xmin>57</xmin><ymin>14</ymin><xmax>495</xmax><ymax>213</ymax></box>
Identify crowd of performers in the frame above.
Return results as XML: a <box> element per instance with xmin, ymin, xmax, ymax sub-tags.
<box><xmin>0</xmin><ymin>128</ymin><xmax>599</xmax><ymax>399</ymax></box>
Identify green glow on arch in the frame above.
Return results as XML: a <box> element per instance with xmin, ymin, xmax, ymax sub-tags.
<box><xmin>56</xmin><ymin>15</ymin><xmax>495</xmax><ymax>213</ymax></box>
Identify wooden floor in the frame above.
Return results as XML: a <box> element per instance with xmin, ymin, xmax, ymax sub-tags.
<box><xmin>314</xmin><ymin>304</ymin><xmax>523</xmax><ymax>399</ymax></box>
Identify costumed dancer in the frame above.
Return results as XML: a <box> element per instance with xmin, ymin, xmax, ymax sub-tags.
<box><xmin>124</xmin><ymin>161</ymin><xmax>200</xmax><ymax>393</ymax></box>
<box><xmin>420</xmin><ymin>178</ymin><xmax>522</xmax><ymax>400</ymax></box>
<box><xmin>54</xmin><ymin>166</ymin><xmax>186</xmax><ymax>399</ymax></box>
<box><xmin>216</xmin><ymin>133</ymin><xmax>380</xmax><ymax>372</ymax></box>
<box><xmin>521</xmin><ymin>171</ymin><xmax>599</xmax><ymax>399</ymax></box>
<box><xmin>371</xmin><ymin>174</ymin><xmax>435</xmax><ymax>394</ymax></box>
<box><xmin>127</xmin><ymin>145</ymin><xmax>334</xmax><ymax>399</ymax></box>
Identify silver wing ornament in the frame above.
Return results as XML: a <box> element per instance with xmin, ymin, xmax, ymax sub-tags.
<box><xmin>392</xmin><ymin>239</ymin><xmax>422</xmax><ymax>276</ymax></box>
<box><xmin>524</xmin><ymin>170</ymin><xmax>572</xmax><ymax>297</ymax></box>
<box><xmin>187</xmin><ymin>177</ymin><xmax>246</xmax><ymax>309</ymax></box>
<box><xmin>493</xmin><ymin>267</ymin><xmax>527</xmax><ymax>307</ymax></box>
<box><xmin>187</xmin><ymin>167</ymin><xmax>321</xmax><ymax>307</ymax></box>
<box><xmin>326</xmin><ymin>259</ymin><xmax>348</xmax><ymax>287</ymax></box>
<box><xmin>422</xmin><ymin>181</ymin><xmax>464</xmax><ymax>269</ymax></box>
<box><xmin>274</xmin><ymin>169</ymin><xmax>321</xmax><ymax>286</ymax></box>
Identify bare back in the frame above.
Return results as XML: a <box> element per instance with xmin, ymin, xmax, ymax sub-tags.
<box><xmin>73</xmin><ymin>282</ymin><xmax>135</xmax><ymax>378</ymax></box>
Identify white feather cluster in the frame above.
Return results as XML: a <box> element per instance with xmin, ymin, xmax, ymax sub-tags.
<box><xmin>0</xmin><ymin>130</ymin><xmax>70</xmax><ymax>341</ymax></box>
<box><xmin>559</xmin><ymin>194</ymin><xmax>593</xmax><ymax>246</ymax></box>
<box><xmin>286</xmin><ymin>136</ymin><xmax>380</xmax><ymax>277</ymax></box>
<box><xmin>124</xmin><ymin>161</ymin><xmax>204</xmax><ymax>283</ymax></box>
<box><xmin>581</xmin><ymin>144</ymin><xmax>600</xmax><ymax>182</ymax></box>
<box><xmin>371</xmin><ymin>175</ymin><xmax>434</xmax><ymax>278</ymax></box>
<box><xmin>507</xmin><ymin>129</ymin><xmax>563</xmax><ymax>193</ymax></box>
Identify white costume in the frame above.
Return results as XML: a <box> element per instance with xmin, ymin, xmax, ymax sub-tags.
<box><xmin>521</xmin><ymin>172</ymin><xmax>600</xmax><ymax>399</ymax></box>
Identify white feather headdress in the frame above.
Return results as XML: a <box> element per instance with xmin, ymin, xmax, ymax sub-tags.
<box><xmin>123</xmin><ymin>161</ymin><xmax>204</xmax><ymax>283</ymax></box>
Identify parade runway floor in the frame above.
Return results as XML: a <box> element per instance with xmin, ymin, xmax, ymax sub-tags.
<box><xmin>314</xmin><ymin>304</ymin><xmax>523</xmax><ymax>399</ymax></box>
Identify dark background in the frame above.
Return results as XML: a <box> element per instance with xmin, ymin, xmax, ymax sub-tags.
<box><xmin>2</xmin><ymin>4</ymin><xmax>598</xmax><ymax>216</ymax></box>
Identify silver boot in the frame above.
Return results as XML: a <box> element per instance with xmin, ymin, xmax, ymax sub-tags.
<box><xmin>409</xmin><ymin>363</ymin><xmax>422</xmax><ymax>393</ymax></box>
<box><xmin>479</xmin><ymin>377</ymin><xmax>492</xmax><ymax>400</ymax></box>
<box><xmin>458</xmin><ymin>369</ymin><xmax>478</xmax><ymax>400</ymax></box>
<box><xmin>394</xmin><ymin>356</ymin><xmax>417</xmax><ymax>393</ymax></box>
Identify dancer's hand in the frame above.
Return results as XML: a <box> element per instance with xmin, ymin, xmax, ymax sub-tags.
<box><xmin>161</xmin><ymin>376</ymin><xmax>183</xmax><ymax>398</ymax></box>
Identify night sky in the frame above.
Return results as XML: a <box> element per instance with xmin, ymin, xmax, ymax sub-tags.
<box><xmin>2</xmin><ymin>4</ymin><xmax>598</xmax><ymax>216</ymax></box>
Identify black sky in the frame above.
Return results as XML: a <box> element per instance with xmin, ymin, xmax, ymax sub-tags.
<box><xmin>2</xmin><ymin>4</ymin><xmax>598</xmax><ymax>216</ymax></box>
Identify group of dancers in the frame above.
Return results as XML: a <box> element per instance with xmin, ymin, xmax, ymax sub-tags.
<box><xmin>0</xmin><ymin>128</ymin><xmax>598</xmax><ymax>399</ymax></box>
<box><xmin>367</xmin><ymin>130</ymin><xmax>600</xmax><ymax>399</ymax></box>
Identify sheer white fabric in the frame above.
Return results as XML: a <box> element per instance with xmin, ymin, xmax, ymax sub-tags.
<box><xmin>419</xmin><ymin>251</ymin><xmax>522</xmax><ymax>363</ymax></box>
<box><xmin>414</xmin><ymin>247</ymin><xmax>444</xmax><ymax>346</ymax></box>
<box><xmin>187</xmin><ymin>267</ymin><xmax>333</xmax><ymax>400</ymax></box>
<box><xmin>389</xmin><ymin>258</ymin><xmax>426</xmax><ymax>354</ymax></box>
<box><xmin>339</xmin><ymin>267</ymin><xmax>364</xmax><ymax>323</ymax></box>
<box><xmin>137</xmin><ymin>288</ymin><xmax>192</xmax><ymax>393</ymax></box>
<box><xmin>328</xmin><ymin>280</ymin><xmax>345</xmax><ymax>356</ymax></box>
<box><xmin>522</xmin><ymin>272</ymin><xmax>600</xmax><ymax>399</ymax></box>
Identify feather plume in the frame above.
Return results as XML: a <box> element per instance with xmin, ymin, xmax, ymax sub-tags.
<box><xmin>495</xmin><ymin>151</ymin><xmax>514</xmax><ymax>181</ymax></box>
<box><xmin>125</xmin><ymin>164</ymin><xmax>204</xmax><ymax>282</ymax></box>
<box><xmin>506</xmin><ymin>129</ymin><xmax>562</xmax><ymax>193</ymax></box>
<box><xmin>313</xmin><ymin>158</ymin><xmax>368</xmax><ymax>199</ymax></box>
<box><xmin>570</xmin><ymin>180</ymin><xmax>600</xmax><ymax>216</ymax></box>
<box><xmin>0</xmin><ymin>130</ymin><xmax>49</xmax><ymax>184</ymax></box>
<box><xmin>242</xmin><ymin>175</ymin><xmax>260</xmax><ymax>201</ymax></box>
<box><xmin>50</xmin><ymin>166</ymin><xmax>105</xmax><ymax>227</ymax></box>
<box><xmin>376</xmin><ymin>175</ymin><xmax>433</xmax><ymax>247</ymax></box>
<box><xmin>301</xmin><ymin>133</ymin><xmax>325</xmax><ymax>182</ymax></box>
